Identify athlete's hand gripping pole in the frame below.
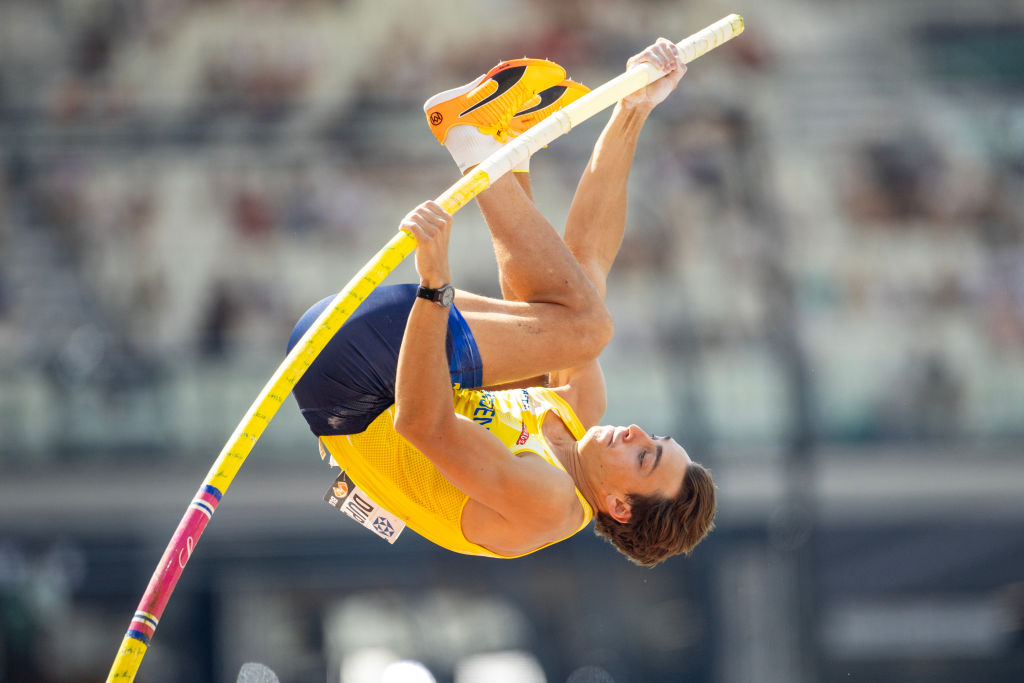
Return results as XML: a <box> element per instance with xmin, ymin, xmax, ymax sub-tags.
<box><xmin>105</xmin><ymin>14</ymin><xmax>744</xmax><ymax>682</ymax></box>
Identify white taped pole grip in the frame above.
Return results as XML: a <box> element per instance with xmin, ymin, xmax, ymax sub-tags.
<box><xmin>678</xmin><ymin>13</ymin><xmax>745</xmax><ymax>64</ymax></box>
<box><xmin>477</xmin><ymin>13</ymin><xmax>744</xmax><ymax>180</ymax></box>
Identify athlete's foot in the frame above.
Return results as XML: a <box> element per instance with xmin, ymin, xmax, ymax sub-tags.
<box><xmin>424</xmin><ymin>58</ymin><xmax>566</xmax><ymax>145</ymax></box>
<box><xmin>508</xmin><ymin>79</ymin><xmax>590</xmax><ymax>135</ymax></box>
<box><xmin>504</xmin><ymin>79</ymin><xmax>590</xmax><ymax>171</ymax></box>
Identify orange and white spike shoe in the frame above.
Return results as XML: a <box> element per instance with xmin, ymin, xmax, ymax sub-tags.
<box><xmin>508</xmin><ymin>79</ymin><xmax>590</xmax><ymax>135</ymax></box>
<box><xmin>424</xmin><ymin>58</ymin><xmax>567</xmax><ymax>145</ymax></box>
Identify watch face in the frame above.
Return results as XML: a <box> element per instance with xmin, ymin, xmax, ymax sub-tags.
<box><xmin>440</xmin><ymin>285</ymin><xmax>455</xmax><ymax>307</ymax></box>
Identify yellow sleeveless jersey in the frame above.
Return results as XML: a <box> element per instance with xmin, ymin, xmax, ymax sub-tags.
<box><xmin>320</xmin><ymin>386</ymin><xmax>593</xmax><ymax>558</ymax></box>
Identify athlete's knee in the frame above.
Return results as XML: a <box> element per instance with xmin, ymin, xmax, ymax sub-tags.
<box><xmin>569</xmin><ymin>302</ymin><xmax>614</xmax><ymax>358</ymax></box>
<box><xmin>553</xmin><ymin>281</ymin><xmax>614</xmax><ymax>355</ymax></box>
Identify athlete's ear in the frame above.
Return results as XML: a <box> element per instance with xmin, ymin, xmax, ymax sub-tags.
<box><xmin>605</xmin><ymin>494</ymin><xmax>632</xmax><ymax>524</ymax></box>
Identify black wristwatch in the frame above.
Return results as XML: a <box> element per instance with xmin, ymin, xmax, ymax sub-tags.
<box><xmin>416</xmin><ymin>283</ymin><xmax>455</xmax><ymax>308</ymax></box>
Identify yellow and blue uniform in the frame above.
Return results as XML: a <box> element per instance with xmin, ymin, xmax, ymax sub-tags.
<box><xmin>288</xmin><ymin>285</ymin><xmax>593</xmax><ymax>557</ymax></box>
<box><xmin>321</xmin><ymin>386</ymin><xmax>593</xmax><ymax>558</ymax></box>
<box><xmin>288</xmin><ymin>284</ymin><xmax>483</xmax><ymax>435</ymax></box>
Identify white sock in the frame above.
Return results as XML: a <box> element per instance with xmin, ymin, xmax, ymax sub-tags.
<box><xmin>445</xmin><ymin>125</ymin><xmax>531</xmax><ymax>174</ymax></box>
<box><xmin>444</xmin><ymin>125</ymin><xmax>501</xmax><ymax>173</ymax></box>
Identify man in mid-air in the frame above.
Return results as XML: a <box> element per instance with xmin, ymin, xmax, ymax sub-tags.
<box><xmin>289</xmin><ymin>38</ymin><xmax>715</xmax><ymax>566</ymax></box>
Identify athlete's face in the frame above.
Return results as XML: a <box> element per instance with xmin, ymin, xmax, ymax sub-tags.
<box><xmin>579</xmin><ymin>424</ymin><xmax>690</xmax><ymax>504</ymax></box>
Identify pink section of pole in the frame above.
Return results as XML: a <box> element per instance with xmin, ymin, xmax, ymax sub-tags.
<box><xmin>125</xmin><ymin>486</ymin><xmax>221</xmax><ymax>643</ymax></box>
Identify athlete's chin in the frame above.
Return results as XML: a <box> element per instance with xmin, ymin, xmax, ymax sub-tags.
<box><xmin>581</xmin><ymin>425</ymin><xmax>606</xmax><ymax>450</ymax></box>
<box><xmin>582</xmin><ymin>425</ymin><xmax>617</xmax><ymax>449</ymax></box>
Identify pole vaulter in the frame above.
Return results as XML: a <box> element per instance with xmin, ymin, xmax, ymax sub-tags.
<box><xmin>106</xmin><ymin>14</ymin><xmax>744</xmax><ymax>681</ymax></box>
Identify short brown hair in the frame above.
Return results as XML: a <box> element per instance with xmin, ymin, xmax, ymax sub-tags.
<box><xmin>594</xmin><ymin>461</ymin><xmax>716</xmax><ymax>567</ymax></box>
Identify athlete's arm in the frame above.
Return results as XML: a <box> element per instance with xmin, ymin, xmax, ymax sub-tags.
<box><xmin>563</xmin><ymin>38</ymin><xmax>686</xmax><ymax>299</ymax></box>
<box><xmin>549</xmin><ymin>40</ymin><xmax>686</xmax><ymax>420</ymax></box>
<box><xmin>392</xmin><ymin>201</ymin><xmax>454</xmax><ymax>438</ymax></box>
<box><xmin>393</xmin><ymin>202</ymin><xmax>579</xmax><ymax>530</ymax></box>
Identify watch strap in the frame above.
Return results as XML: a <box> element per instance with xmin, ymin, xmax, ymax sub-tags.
<box><xmin>416</xmin><ymin>283</ymin><xmax>454</xmax><ymax>307</ymax></box>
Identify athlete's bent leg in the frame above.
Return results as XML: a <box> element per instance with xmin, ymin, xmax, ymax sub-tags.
<box><xmin>454</xmin><ymin>287</ymin><xmax>611</xmax><ymax>387</ymax></box>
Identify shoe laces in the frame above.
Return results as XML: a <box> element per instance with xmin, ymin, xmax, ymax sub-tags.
<box><xmin>475</xmin><ymin>86</ymin><xmax>531</xmax><ymax>143</ymax></box>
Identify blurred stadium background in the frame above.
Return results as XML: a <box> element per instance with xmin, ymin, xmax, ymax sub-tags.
<box><xmin>1</xmin><ymin>0</ymin><xmax>1023</xmax><ymax>681</ymax></box>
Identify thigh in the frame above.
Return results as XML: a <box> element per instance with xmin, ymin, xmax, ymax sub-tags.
<box><xmin>454</xmin><ymin>290</ymin><xmax>598</xmax><ymax>386</ymax></box>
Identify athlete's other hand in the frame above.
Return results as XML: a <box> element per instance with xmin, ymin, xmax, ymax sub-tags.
<box><xmin>622</xmin><ymin>38</ymin><xmax>686</xmax><ymax>110</ymax></box>
<box><xmin>402</xmin><ymin>200</ymin><xmax>452</xmax><ymax>288</ymax></box>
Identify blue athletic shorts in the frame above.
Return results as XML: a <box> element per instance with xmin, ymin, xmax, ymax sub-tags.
<box><xmin>287</xmin><ymin>284</ymin><xmax>484</xmax><ymax>436</ymax></box>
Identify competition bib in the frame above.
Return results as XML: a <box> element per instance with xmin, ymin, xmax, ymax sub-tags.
<box><xmin>323</xmin><ymin>471</ymin><xmax>406</xmax><ymax>544</ymax></box>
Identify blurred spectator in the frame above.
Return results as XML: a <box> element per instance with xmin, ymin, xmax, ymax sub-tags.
<box><xmin>231</xmin><ymin>182</ymin><xmax>276</xmax><ymax>240</ymax></box>
<box><xmin>977</xmin><ymin>174</ymin><xmax>1024</xmax><ymax>248</ymax></box>
<box><xmin>197</xmin><ymin>279</ymin><xmax>240</xmax><ymax>358</ymax></box>
<box><xmin>30</xmin><ymin>156</ymin><xmax>89</xmax><ymax>265</ymax></box>
<box><xmin>280</xmin><ymin>163</ymin><xmax>325</xmax><ymax>238</ymax></box>
<box><xmin>842</xmin><ymin>135</ymin><xmax>944</xmax><ymax>224</ymax></box>
<box><xmin>984</xmin><ymin>249</ymin><xmax>1024</xmax><ymax>351</ymax></box>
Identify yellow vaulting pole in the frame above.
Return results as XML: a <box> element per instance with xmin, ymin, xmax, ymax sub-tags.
<box><xmin>105</xmin><ymin>14</ymin><xmax>743</xmax><ymax>682</ymax></box>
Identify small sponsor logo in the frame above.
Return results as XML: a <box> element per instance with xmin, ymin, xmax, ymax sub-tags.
<box><xmin>516</xmin><ymin>423</ymin><xmax>530</xmax><ymax>446</ymax></box>
<box><xmin>177</xmin><ymin>536</ymin><xmax>195</xmax><ymax>569</ymax></box>
<box><xmin>515</xmin><ymin>84</ymin><xmax>566</xmax><ymax>117</ymax></box>
<box><xmin>343</xmin><ymin>492</ymin><xmax>375</xmax><ymax>524</ymax></box>
<box><xmin>459</xmin><ymin>65</ymin><xmax>528</xmax><ymax>118</ymax></box>
<box><xmin>430</xmin><ymin>111</ymin><xmax>443</xmax><ymax>126</ymax></box>
<box><xmin>324</xmin><ymin>472</ymin><xmax>355</xmax><ymax>510</ymax></box>
<box><xmin>373</xmin><ymin>516</ymin><xmax>396</xmax><ymax>538</ymax></box>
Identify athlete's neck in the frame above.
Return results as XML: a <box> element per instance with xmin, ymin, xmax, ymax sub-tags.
<box><xmin>541</xmin><ymin>413</ymin><xmax>600</xmax><ymax>511</ymax></box>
